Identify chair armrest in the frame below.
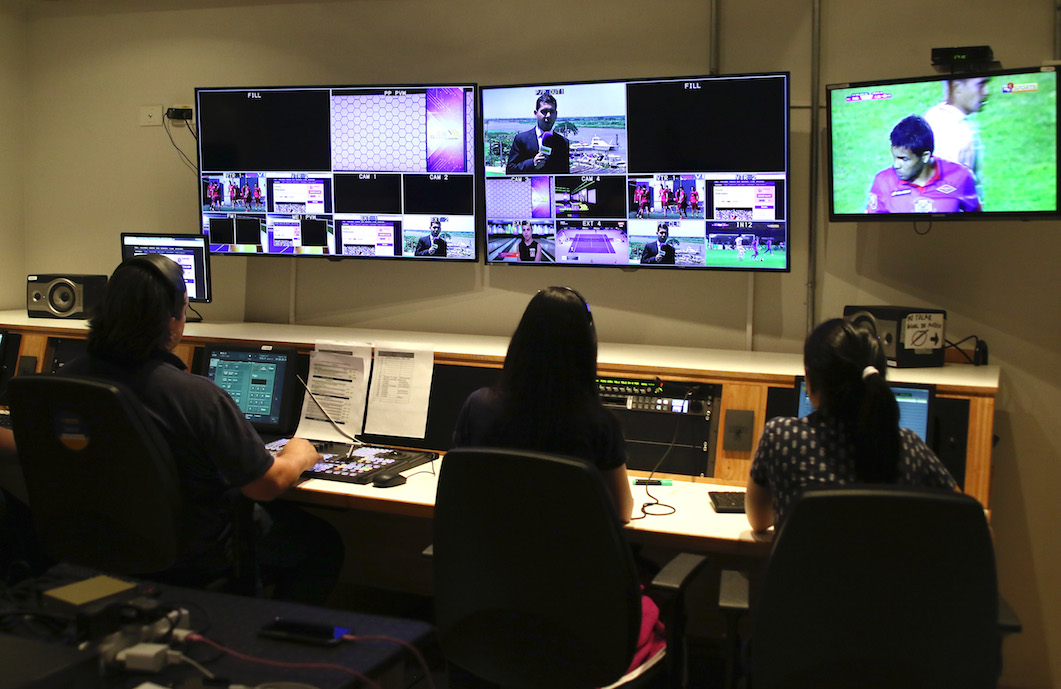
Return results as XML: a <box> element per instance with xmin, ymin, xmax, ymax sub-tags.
<box><xmin>651</xmin><ymin>552</ymin><xmax>709</xmax><ymax>592</ymax></box>
<box><xmin>649</xmin><ymin>554</ymin><xmax>709</xmax><ymax>689</ymax></box>
<box><xmin>998</xmin><ymin>594</ymin><xmax>1021</xmax><ymax>634</ymax></box>
<box><xmin>718</xmin><ymin>569</ymin><xmax>750</xmax><ymax>612</ymax></box>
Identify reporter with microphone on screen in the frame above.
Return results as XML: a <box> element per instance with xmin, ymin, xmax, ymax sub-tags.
<box><xmin>505</xmin><ymin>93</ymin><xmax>570</xmax><ymax>174</ymax></box>
<box><xmin>414</xmin><ymin>219</ymin><xmax>448</xmax><ymax>257</ymax></box>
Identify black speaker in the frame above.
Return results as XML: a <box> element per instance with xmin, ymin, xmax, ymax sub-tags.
<box><xmin>26</xmin><ymin>274</ymin><xmax>108</xmax><ymax>319</ymax></box>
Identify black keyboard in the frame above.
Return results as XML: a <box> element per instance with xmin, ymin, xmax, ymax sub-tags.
<box><xmin>709</xmin><ymin>491</ymin><xmax>746</xmax><ymax>514</ymax></box>
<box><xmin>266</xmin><ymin>438</ymin><xmax>437</xmax><ymax>485</ymax></box>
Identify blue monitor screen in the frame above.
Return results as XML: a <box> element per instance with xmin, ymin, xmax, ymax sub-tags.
<box><xmin>796</xmin><ymin>377</ymin><xmax>933</xmax><ymax>442</ymax></box>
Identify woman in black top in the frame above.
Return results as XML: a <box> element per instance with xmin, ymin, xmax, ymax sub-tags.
<box><xmin>453</xmin><ymin>286</ymin><xmax>632</xmax><ymax>522</ymax></box>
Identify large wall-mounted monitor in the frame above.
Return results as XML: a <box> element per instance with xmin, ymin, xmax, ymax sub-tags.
<box><xmin>120</xmin><ymin>232</ymin><xmax>212</xmax><ymax>303</ymax></box>
<box><xmin>195</xmin><ymin>84</ymin><xmax>478</xmax><ymax>261</ymax></box>
<box><xmin>827</xmin><ymin>66</ymin><xmax>1059</xmax><ymax>221</ymax></box>
<box><xmin>480</xmin><ymin>73</ymin><xmax>790</xmax><ymax>270</ymax></box>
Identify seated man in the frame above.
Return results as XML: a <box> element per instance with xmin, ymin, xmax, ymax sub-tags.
<box><xmin>62</xmin><ymin>254</ymin><xmax>343</xmax><ymax>603</ymax></box>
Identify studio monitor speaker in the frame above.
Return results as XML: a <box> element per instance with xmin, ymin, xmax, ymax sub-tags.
<box><xmin>27</xmin><ymin>274</ymin><xmax>108</xmax><ymax>319</ymax></box>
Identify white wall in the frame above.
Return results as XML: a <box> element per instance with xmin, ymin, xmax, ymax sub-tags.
<box><xmin>11</xmin><ymin>0</ymin><xmax>1061</xmax><ymax>685</ymax></box>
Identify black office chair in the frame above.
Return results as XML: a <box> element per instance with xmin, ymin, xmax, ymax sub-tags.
<box><xmin>431</xmin><ymin>447</ymin><xmax>708</xmax><ymax>689</ymax></box>
<box><xmin>721</xmin><ymin>485</ymin><xmax>1013</xmax><ymax>689</ymax></box>
<box><xmin>7</xmin><ymin>374</ymin><xmax>183</xmax><ymax>575</ymax></box>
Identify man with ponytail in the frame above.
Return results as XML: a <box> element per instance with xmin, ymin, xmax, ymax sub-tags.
<box><xmin>745</xmin><ymin>318</ymin><xmax>957</xmax><ymax>532</ymax></box>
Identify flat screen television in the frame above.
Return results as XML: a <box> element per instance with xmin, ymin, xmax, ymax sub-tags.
<box><xmin>120</xmin><ymin>232</ymin><xmax>212</xmax><ymax>303</ymax></box>
<box><xmin>480</xmin><ymin>73</ymin><xmax>790</xmax><ymax>270</ymax></box>
<box><xmin>827</xmin><ymin>66</ymin><xmax>1060</xmax><ymax>221</ymax></box>
<box><xmin>195</xmin><ymin>84</ymin><xmax>478</xmax><ymax>260</ymax></box>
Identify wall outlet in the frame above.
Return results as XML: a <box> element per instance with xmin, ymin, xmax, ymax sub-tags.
<box><xmin>138</xmin><ymin>105</ymin><xmax>163</xmax><ymax>127</ymax></box>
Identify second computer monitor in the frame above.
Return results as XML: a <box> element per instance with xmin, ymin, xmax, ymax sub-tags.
<box><xmin>795</xmin><ymin>376</ymin><xmax>935</xmax><ymax>444</ymax></box>
<box><xmin>120</xmin><ymin>232</ymin><xmax>212</xmax><ymax>303</ymax></box>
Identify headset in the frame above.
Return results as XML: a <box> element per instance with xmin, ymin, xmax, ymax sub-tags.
<box><xmin>125</xmin><ymin>253</ymin><xmax>187</xmax><ymax>317</ymax></box>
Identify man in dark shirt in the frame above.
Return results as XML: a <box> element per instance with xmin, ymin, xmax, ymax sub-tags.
<box><xmin>63</xmin><ymin>254</ymin><xmax>342</xmax><ymax>603</ymax></box>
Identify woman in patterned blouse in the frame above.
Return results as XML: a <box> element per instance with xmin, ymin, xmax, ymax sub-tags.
<box><xmin>745</xmin><ymin>318</ymin><xmax>957</xmax><ymax>532</ymax></box>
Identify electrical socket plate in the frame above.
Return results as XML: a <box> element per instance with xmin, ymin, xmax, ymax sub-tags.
<box><xmin>138</xmin><ymin>105</ymin><xmax>163</xmax><ymax>127</ymax></box>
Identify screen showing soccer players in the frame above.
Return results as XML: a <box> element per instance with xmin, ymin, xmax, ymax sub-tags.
<box><xmin>828</xmin><ymin>67</ymin><xmax>1059</xmax><ymax>219</ymax></box>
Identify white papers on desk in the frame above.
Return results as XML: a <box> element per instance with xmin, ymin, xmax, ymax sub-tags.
<box><xmin>363</xmin><ymin>347</ymin><xmax>433</xmax><ymax>438</ymax></box>
<box><xmin>294</xmin><ymin>344</ymin><xmax>371</xmax><ymax>443</ymax></box>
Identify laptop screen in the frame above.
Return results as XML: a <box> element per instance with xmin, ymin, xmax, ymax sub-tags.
<box><xmin>199</xmin><ymin>343</ymin><xmax>301</xmax><ymax>437</ymax></box>
<box><xmin>796</xmin><ymin>376</ymin><xmax>934</xmax><ymax>443</ymax></box>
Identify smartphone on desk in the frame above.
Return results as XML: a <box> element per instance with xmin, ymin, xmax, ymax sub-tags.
<box><xmin>259</xmin><ymin>617</ymin><xmax>350</xmax><ymax>646</ymax></box>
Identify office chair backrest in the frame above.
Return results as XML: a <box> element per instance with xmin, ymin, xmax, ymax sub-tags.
<box><xmin>433</xmin><ymin>447</ymin><xmax>642</xmax><ymax>689</ymax></box>
<box><xmin>752</xmin><ymin>485</ymin><xmax>1000</xmax><ymax>689</ymax></box>
<box><xmin>8</xmin><ymin>374</ymin><xmax>182</xmax><ymax>575</ymax></box>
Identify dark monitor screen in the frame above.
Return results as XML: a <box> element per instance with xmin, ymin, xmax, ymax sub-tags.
<box><xmin>198</xmin><ymin>344</ymin><xmax>301</xmax><ymax>438</ymax></box>
<box><xmin>480</xmin><ymin>73</ymin><xmax>790</xmax><ymax>270</ymax></box>
<box><xmin>120</xmin><ymin>232</ymin><xmax>212</xmax><ymax>303</ymax></box>
<box><xmin>0</xmin><ymin>330</ymin><xmax>17</xmax><ymax>403</ymax></box>
<box><xmin>795</xmin><ymin>376</ymin><xmax>935</xmax><ymax>444</ymax></box>
<box><xmin>827</xmin><ymin>66</ymin><xmax>1060</xmax><ymax>221</ymax></box>
<box><xmin>196</xmin><ymin>84</ymin><xmax>478</xmax><ymax>261</ymax></box>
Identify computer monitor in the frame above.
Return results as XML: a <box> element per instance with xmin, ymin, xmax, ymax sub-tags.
<box><xmin>198</xmin><ymin>343</ymin><xmax>302</xmax><ymax>439</ymax></box>
<box><xmin>795</xmin><ymin>376</ymin><xmax>935</xmax><ymax>444</ymax></box>
<box><xmin>480</xmin><ymin>72</ymin><xmax>790</xmax><ymax>270</ymax></box>
<box><xmin>120</xmin><ymin>232</ymin><xmax>212</xmax><ymax>303</ymax></box>
<box><xmin>196</xmin><ymin>84</ymin><xmax>478</xmax><ymax>260</ymax></box>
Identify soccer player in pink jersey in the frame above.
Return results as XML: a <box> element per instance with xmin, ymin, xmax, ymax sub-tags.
<box><xmin>867</xmin><ymin>115</ymin><xmax>980</xmax><ymax>214</ymax></box>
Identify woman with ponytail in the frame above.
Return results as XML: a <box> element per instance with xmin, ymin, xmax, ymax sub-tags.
<box><xmin>745</xmin><ymin>318</ymin><xmax>957</xmax><ymax>532</ymax></box>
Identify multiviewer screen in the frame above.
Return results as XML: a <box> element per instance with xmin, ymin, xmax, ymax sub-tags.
<box><xmin>196</xmin><ymin>84</ymin><xmax>478</xmax><ymax>261</ymax></box>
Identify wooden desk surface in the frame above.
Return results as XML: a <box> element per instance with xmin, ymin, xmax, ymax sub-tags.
<box><xmin>284</xmin><ymin>455</ymin><xmax>773</xmax><ymax>558</ymax></box>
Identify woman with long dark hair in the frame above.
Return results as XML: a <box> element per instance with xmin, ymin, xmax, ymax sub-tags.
<box><xmin>745</xmin><ymin>318</ymin><xmax>957</xmax><ymax>531</ymax></box>
<box><xmin>453</xmin><ymin>286</ymin><xmax>633</xmax><ymax>521</ymax></box>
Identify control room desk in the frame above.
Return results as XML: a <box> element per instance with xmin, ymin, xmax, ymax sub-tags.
<box><xmin>0</xmin><ymin>312</ymin><xmax>1000</xmax><ymax>590</ymax></box>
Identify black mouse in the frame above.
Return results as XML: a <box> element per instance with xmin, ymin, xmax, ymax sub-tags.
<box><xmin>372</xmin><ymin>471</ymin><xmax>407</xmax><ymax>488</ymax></box>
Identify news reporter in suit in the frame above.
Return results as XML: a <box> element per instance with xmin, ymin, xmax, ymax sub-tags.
<box><xmin>505</xmin><ymin>94</ymin><xmax>570</xmax><ymax>175</ymax></box>
<box><xmin>414</xmin><ymin>220</ymin><xmax>448</xmax><ymax>257</ymax></box>
<box><xmin>640</xmin><ymin>222</ymin><xmax>676</xmax><ymax>264</ymax></box>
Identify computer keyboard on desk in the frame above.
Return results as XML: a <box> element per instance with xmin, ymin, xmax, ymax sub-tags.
<box><xmin>266</xmin><ymin>438</ymin><xmax>437</xmax><ymax>485</ymax></box>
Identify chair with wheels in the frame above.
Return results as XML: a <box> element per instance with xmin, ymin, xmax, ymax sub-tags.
<box><xmin>431</xmin><ymin>447</ymin><xmax>708</xmax><ymax>689</ymax></box>
<box><xmin>719</xmin><ymin>485</ymin><xmax>1019</xmax><ymax>689</ymax></box>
